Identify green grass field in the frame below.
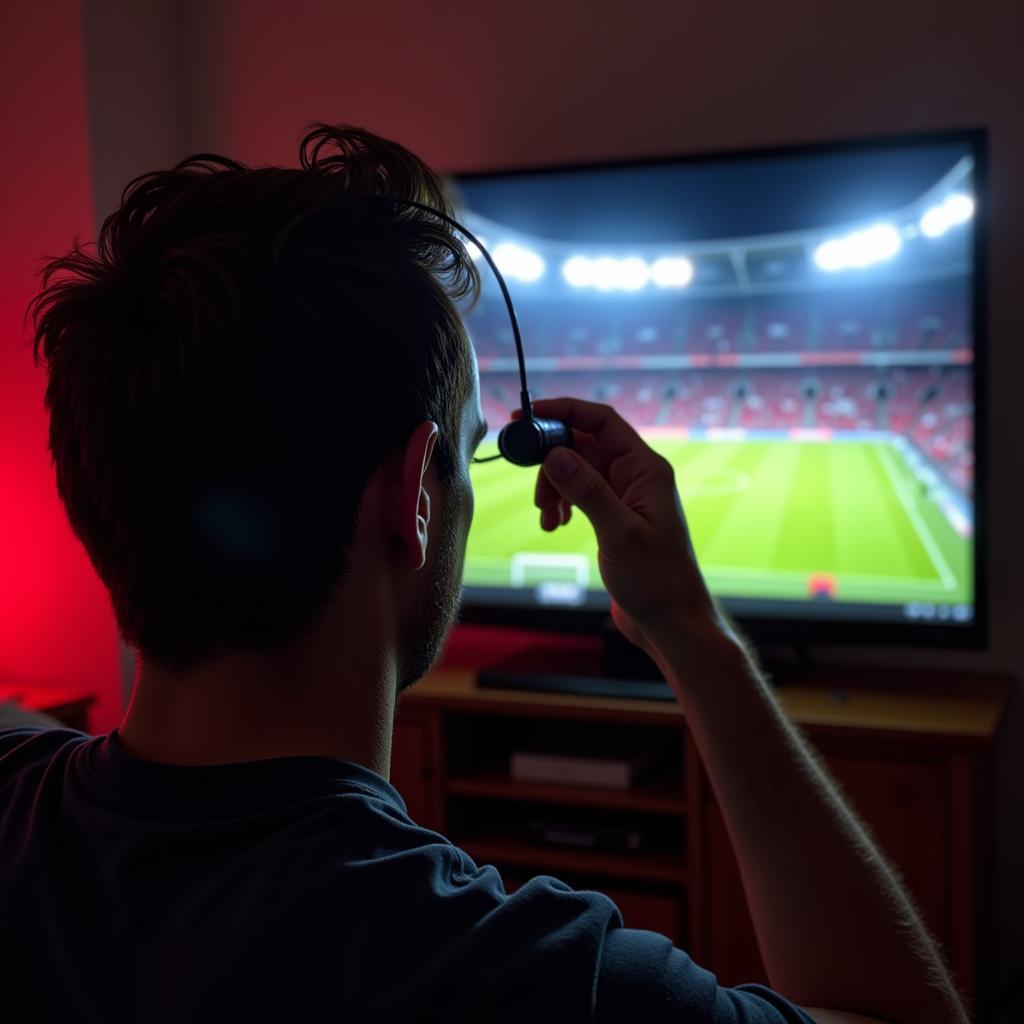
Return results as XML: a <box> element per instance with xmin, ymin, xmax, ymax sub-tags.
<box><xmin>464</xmin><ymin>438</ymin><xmax>972</xmax><ymax>606</ymax></box>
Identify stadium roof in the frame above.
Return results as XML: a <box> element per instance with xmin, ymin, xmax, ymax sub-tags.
<box><xmin>455</xmin><ymin>142</ymin><xmax>970</xmax><ymax>244</ymax></box>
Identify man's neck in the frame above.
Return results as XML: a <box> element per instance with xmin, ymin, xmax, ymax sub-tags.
<box><xmin>119</xmin><ymin>637</ymin><xmax>397</xmax><ymax>780</ymax></box>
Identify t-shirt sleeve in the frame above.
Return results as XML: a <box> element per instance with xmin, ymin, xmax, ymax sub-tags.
<box><xmin>595</xmin><ymin>927</ymin><xmax>818</xmax><ymax>1024</ymax></box>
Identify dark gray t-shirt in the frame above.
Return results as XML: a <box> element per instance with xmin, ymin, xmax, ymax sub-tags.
<box><xmin>0</xmin><ymin>726</ymin><xmax>814</xmax><ymax>1023</ymax></box>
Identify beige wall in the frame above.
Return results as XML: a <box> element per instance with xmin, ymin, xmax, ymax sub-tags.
<box><xmin>81</xmin><ymin>0</ymin><xmax>1024</xmax><ymax>1015</ymax></box>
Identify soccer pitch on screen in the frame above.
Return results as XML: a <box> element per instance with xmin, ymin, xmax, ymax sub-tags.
<box><xmin>464</xmin><ymin>437</ymin><xmax>971</xmax><ymax>607</ymax></box>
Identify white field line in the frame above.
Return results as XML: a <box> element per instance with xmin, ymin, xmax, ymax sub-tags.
<box><xmin>876</xmin><ymin>445</ymin><xmax>957</xmax><ymax>591</ymax></box>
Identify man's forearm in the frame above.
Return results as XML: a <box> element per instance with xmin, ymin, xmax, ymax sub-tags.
<box><xmin>647</xmin><ymin>617</ymin><xmax>968</xmax><ymax>1024</ymax></box>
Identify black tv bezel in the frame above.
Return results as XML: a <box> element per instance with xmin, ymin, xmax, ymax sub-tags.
<box><xmin>453</xmin><ymin>126</ymin><xmax>989</xmax><ymax>651</ymax></box>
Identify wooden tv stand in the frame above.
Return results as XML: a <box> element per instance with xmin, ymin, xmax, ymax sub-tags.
<box><xmin>392</xmin><ymin>637</ymin><xmax>1010</xmax><ymax>1010</ymax></box>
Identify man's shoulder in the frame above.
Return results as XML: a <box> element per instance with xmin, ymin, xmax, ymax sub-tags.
<box><xmin>0</xmin><ymin>720</ymin><xmax>89</xmax><ymax>785</ymax></box>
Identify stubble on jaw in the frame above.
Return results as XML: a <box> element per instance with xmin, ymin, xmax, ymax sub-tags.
<box><xmin>394</xmin><ymin>491</ymin><xmax>465</xmax><ymax>698</ymax></box>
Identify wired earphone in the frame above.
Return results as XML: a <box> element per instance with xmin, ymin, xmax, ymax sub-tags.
<box><xmin>361</xmin><ymin>197</ymin><xmax>575</xmax><ymax>467</ymax></box>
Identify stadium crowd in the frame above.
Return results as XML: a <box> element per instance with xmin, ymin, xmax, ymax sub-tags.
<box><xmin>479</xmin><ymin>367</ymin><xmax>972</xmax><ymax>495</ymax></box>
<box><xmin>471</xmin><ymin>284</ymin><xmax>969</xmax><ymax>358</ymax></box>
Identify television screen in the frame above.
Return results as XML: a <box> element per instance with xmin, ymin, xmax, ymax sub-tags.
<box><xmin>452</xmin><ymin>131</ymin><xmax>984</xmax><ymax>644</ymax></box>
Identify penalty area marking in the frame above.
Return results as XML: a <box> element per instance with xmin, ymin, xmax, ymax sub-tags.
<box><xmin>510</xmin><ymin>552</ymin><xmax>590</xmax><ymax>589</ymax></box>
<box><xmin>875</xmin><ymin>445</ymin><xmax>957</xmax><ymax>591</ymax></box>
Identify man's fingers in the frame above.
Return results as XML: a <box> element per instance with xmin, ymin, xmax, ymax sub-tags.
<box><xmin>512</xmin><ymin>402</ymin><xmax>643</xmax><ymax>538</ymax></box>
<box><xmin>573</xmin><ymin>432</ymin><xmax>613</xmax><ymax>475</ymax></box>
<box><xmin>535</xmin><ymin>466</ymin><xmax>558</xmax><ymax>512</ymax></box>
<box><xmin>534</xmin><ymin>433</ymin><xmax>610</xmax><ymax>520</ymax></box>
<box><xmin>541</xmin><ymin>446</ymin><xmax>633</xmax><ymax>539</ymax></box>
<box><xmin>516</xmin><ymin>398</ymin><xmax>646</xmax><ymax>459</ymax></box>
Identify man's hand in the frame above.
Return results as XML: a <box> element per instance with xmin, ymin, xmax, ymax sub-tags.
<box><xmin>520</xmin><ymin>398</ymin><xmax>725</xmax><ymax>658</ymax></box>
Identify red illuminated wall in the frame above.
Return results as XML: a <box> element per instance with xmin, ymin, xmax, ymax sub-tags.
<box><xmin>0</xmin><ymin>2</ymin><xmax>121</xmax><ymax>731</ymax></box>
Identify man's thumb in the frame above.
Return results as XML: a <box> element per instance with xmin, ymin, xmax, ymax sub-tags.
<box><xmin>543</xmin><ymin>447</ymin><xmax>624</xmax><ymax>537</ymax></box>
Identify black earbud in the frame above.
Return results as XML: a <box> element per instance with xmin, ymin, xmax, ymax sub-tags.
<box><xmin>498</xmin><ymin>417</ymin><xmax>575</xmax><ymax>467</ymax></box>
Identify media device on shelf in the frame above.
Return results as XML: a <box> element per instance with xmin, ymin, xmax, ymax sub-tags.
<box><xmin>448</xmin><ymin>128</ymin><xmax>987</xmax><ymax>695</ymax></box>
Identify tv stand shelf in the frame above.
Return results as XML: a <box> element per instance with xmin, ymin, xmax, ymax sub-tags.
<box><xmin>445</xmin><ymin>770</ymin><xmax>687</xmax><ymax>814</ymax></box>
<box><xmin>392</xmin><ymin>655</ymin><xmax>1010</xmax><ymax>1011</ymax></box>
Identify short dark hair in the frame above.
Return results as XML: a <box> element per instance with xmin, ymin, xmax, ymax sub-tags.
<box><xmin>29</xmin><ymin>124</ymin><xmax>480</xmax><ymax>672</ymax></box>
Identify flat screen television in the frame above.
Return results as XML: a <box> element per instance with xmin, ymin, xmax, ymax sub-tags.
<box><xmin>450</xmin><ymin>128</ymin><xmax>986</xmax><ymax>651</ymax></box>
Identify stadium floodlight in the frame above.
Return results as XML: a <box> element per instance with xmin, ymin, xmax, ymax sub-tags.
<box><xmin>591</xmin><ymin>257</ymin><xmax>620</xmax><ymax>291</ymax></box>
<box><xmin>562</xmin><ymin>255</ymin><xmax>592</xmax><ymax>288</ymax></box>
<box><xmin>617</xmin><ymin>257</ymin><xmax>650</xmax><ymax>291</ymax></box>
<box><xmin>651</xmin><ymin>256</ymin><xmax>694</xmax><ymax>288</ymax></box>
<box><xmin>919</xmin><ymin>208</ymin><xmax>945</xmax><ymax>238</ymax></box>
<box><xmin>813</xmin><ymin>222</ymin><xmax>902</xmax><ymax>272</ymax></box>
<box><xmin>492</xmin><ymin>242</ymin><xmax>545</xmax><ymax>283</ymax></box>
<box><xmin>561</xmin><ymin>255</ymin><xmax>651</xmax><ymax>291</ymax></box>
<box><xmin>845</xmin><ymin>224</ymin><xmax>901</xmax><ymax>267</ymax></box>
<box><xmin>920</xmin><ymin>192</ymin><xmax>975</xmax><ymax>238</ymax></box>
<box><xmin>813</xmin><ymin>239</ymin><xmax>845</xmax><ymax>272</ymax></box>
<box><xmin>945</xmin><ymin>193</ymin><xmax>974</xmax><ymax>225</ymax></box>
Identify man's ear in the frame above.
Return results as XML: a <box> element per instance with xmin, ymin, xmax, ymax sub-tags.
<box><xmin>393</xmin><ymin>421</ymin><xmax>439</xmax><ymax>571</ymax></box>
